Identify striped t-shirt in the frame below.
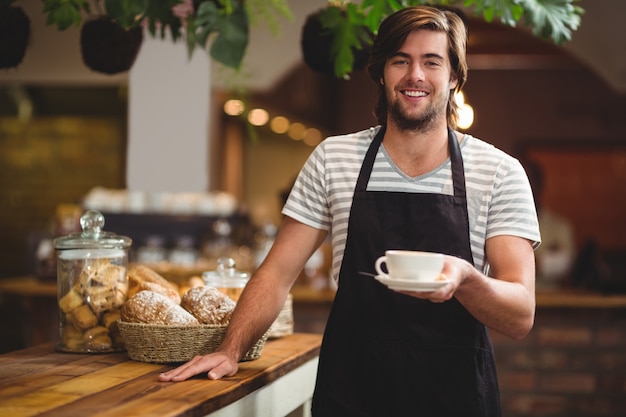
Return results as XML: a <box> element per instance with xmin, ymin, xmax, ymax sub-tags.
<box><xmin>282</xmin><ymin>126</ymin><xmax>541</xmax><ymax>281</ymax></box>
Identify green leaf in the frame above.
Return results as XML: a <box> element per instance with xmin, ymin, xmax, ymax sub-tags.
<box><xmin>185</xmin><ymin>16</ymin><xmax>198</xmax><ymax>59</ymax></box>
<box><xmin>192</xmin><ymin>1</ymin><xmax>249</xmax><ymax>68</ymax></box>
<box><xmin>317</xmin><ymin>4</ymin><xmax>375</xmax><ymax>79</ymax></box>
<box><xmin>210</xmin><ymin>2</ymin><xmax>249</xmax><ymax>68</ymax></box>
<box><xmin>104</xmin><ymin>0</ymin><xmax>148</xmax><ymax>29</ymax></box>
<box><xmin>462</xmin><ymin>0</ymin><xmax>582</xmax><ymax>43</ymax></box>
<box><xmin>520</xmin><ymin>0</ymin><xmax>583</xmax><ymax>44</ymax></box>
<box><xmin>43</xmin><ymin>0</ymin><xmax>89</xmax><ymax>30</ymax></box>
<box><xmin>357</xmin><ymin>0</ymin><xmax>395</xmax><ymax>34</ymax></box>
<box><xmin>463</xmin><ymin>0</ymin><xmax>524</xmax><ymax>26</ymax></box>
<box><xmin>144</xmin><ymin>0</ymin><xmax>184</xmax><ymax>41</ymax></box>
<box><xmin>194</xmin><ymin>1</ymin><xmax>220</xmax><ymax>47</ymax></box>
<box><xmin>245</xmin><ymin>0</ymin><xmax>293</xmax><ymax>36</ymax></box>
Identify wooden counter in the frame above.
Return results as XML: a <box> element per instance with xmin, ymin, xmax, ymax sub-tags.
<box><xmin>0</xmin><ymin>333</ymin><xmax>322</xmax><ymax>417</ymax></box>
<box><xmin>0</xmin><ymin>276</ymin><xmax>56</xmax><ymax>297</ymax></box>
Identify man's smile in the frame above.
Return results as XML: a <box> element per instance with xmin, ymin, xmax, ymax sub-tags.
<box><xmin>402</xmin><ymin>90</ymin><xmax>428</xmax><ymax>98</ymax></box>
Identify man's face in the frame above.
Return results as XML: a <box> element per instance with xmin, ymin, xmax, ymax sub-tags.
<box><xmin>382</xmin><ymin>30</ymin><xmax>458</xmax><ymax>131</ymax></box>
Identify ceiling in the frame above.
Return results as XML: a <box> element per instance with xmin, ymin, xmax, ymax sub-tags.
<box><xmin>1</xmin><ymin>0</ymin><xmax>625</xmax><ymax>94</ymax></box>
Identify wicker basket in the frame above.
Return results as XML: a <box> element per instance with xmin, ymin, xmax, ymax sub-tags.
<box><xmin>267</xmin><ymin>293</ymin><xmax>294</xmax><ymax>339</ymax></box>
<box><xmin>118</xmin><ymin>321</ymin><xmax>267</xmax><ymax>364</ymax></box>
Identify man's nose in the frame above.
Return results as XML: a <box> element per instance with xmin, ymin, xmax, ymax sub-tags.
<box><xmin>407</xmin><ymin>63</ymin><xmax>426</xmax><ymax>82</ymax></box>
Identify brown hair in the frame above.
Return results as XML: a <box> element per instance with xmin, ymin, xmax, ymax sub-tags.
<box><xmin>366</xmin><ymin>6</ymin><xmax>468</xmax><ymax>128</ymax></box>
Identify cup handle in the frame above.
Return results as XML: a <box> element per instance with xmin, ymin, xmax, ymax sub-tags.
<box><xmin>374</xmin><ymin>256</ymin><xmax>388</xmax><ymax>277</ymax></box>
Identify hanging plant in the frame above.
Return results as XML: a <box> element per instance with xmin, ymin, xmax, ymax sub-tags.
<box><xmin>301</xmin><ymin>3</ymin><xmax>373</xmax><ymax>78</ymax></box>
<box><xmin>0</xmin><ymin>0</ymin><xmax>31</xmax><ymax>69</ymax></box>
<box><xmin>300</xmin><ymin>0</ymin><xmax>584</xmax><ymax>79</ymax></box>
<box><xmin>80</xmin><ymin>16</ymin><xmax>144</xmax><ymax>74</ymax></box>
<box><xmin>40</xmin><ymin>0</ymin><xmax>292</xmax><ymax>75</ymax></box>
<box><xmin>42</xmin><ymin>0</ymin><xmax>147</xmax><ymax>74</ymax></box>
<box><xmin>37</xmin><ymin>0</ymin><xmax>583</xmax><ymax>79</ymax></box>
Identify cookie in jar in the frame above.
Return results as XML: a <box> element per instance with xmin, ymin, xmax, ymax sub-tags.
<box><xmin>54</xmin><ymin>210</ymin><xmax>132</xmax><ymax>353</ymax></box>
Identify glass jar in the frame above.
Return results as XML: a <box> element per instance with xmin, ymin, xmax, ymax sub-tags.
<box><xmin>202</xmin><ymin>257</ymin><xmax>249</xmax><ymax>301</ymax></box>
<box><xmin>54</xmin><ymin>210</ymin><xmax>132</xmax><ymax>353</ymax></box>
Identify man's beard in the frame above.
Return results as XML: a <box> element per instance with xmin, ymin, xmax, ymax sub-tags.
<box><xmin>387</xmin><ymin>90</ymin><xmax>449</xmax><ymax>132</ymax></box>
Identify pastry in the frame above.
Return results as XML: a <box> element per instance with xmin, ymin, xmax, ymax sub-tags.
<box><xmin>62</xmin><ymin>322</ymin><xmax>85</xmax><ymax>350</ymax></box>
<box><xmin>101</xmin><ymin>310</ymin><xmax>121</xmax><ymax>329</ymax></box>
<box><xmin>59</xmin><ymin>288</ymin><xmax>84</xmax><ymax>313</ymax></box>
<box><xmin>121</xmin><ymin>290</ymin><xmax>199</xmax><ymax>325</ymax></box>
<box><xmin>86</xmin><ymin>285</ymin><xmax>124</xmax><ymax>315</ymax></box>
<box><xmin>177</xmin><ymin>276</ymin><xmax>205</xmax><ymax>298</ymax></box>
<box><xmin>58</xmin><ymin>257</ymin><xmax>129</xmax><ymax>352</ymax></box>
<box><xmin>135</xmin><ymin>281</ymin><xmax>181</xmax><ymax>305</ymax></box>
<box><xmin>128</xmin><ymin>264</ymin><xmax>180</xmax><ymax>303</ymax></box>
<box><xmin>71</xmin><ymin>304</ymin><xmax>98</xmax><ymax>330</ymax></box>
<box><xmin>84</xmin><ymin>326</ymin><xmax>112</xmax><ymax>351</ymax></box>
<box><xmin>181</xmin><ymin>286</ymin><xmax>236</xmax><ymax>325</ymax></box>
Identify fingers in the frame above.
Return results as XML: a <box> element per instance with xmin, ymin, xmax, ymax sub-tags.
<box><xmin>159</xmin><ymin>353</ymin><xmax>238</xmax><ymax>382</ymax></box>
<box><xmin>207</xmin><ymin>358</ymin><xmax>238</xmax><ymax>380</ymax></box>
<box><xmin>399</xmin><ymin>282</ymin><xmax>455</xmax><ymax>302</ymax></box>
<box><xmin>158</xmin><ymin>355</ymin><xmax>207</xmax><ymax>382</ymax></box>
<box><xmin>429</xmin><ymin>284</ymin><xmax>455</xmax><ymax>302</ymax></box>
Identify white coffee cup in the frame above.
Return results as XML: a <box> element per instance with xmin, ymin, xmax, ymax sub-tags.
<box><xmin>375</xmin><ymin>250</ymin><xmax>444</xmax><ymax>281</ymax></box>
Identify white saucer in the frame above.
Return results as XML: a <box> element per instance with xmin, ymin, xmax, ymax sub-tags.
<box><xmin>374</xmin><ymin>275</ymin><xmax>449</xmax><ymax>292</ymax></box>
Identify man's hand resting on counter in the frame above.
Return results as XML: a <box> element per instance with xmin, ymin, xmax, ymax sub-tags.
<box><xmin>159</xmin><ymin>351</ymin><xmax>238</xmax><ymax>381</ymax></box>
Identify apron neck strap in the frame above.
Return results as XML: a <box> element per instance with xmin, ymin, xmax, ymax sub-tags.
<box><xmin>355</xmin><ymin>127</ymin><xmax>385</xmax><ymax>192</ymax></box>
<box><xmin>356</xmin><ymin>126</ymin><xmax>467</xmax><ymax>199</ymax></box>
<box><xmin>448</xmin><ymin>127</ymin><xmax>467</xmax><ymax>199</ymax></box>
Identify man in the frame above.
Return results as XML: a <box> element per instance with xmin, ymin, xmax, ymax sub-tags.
<box><xmin>160</xmin><ymin>6</ymin><xmax>540</xmax><ymax>416</ymax></box>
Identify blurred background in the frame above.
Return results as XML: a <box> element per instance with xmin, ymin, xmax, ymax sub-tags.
<box><xmin>1</xmin><ymin>1</ymin><xmax>625</xmax><ymax>415</ymax></box>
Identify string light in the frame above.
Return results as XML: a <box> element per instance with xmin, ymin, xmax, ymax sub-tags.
<box><xmin>303</xmin><ymin>128</ymin><xmax>322</xmax><ymax>147</ymax></box>
<box><xmin>247</xmin><ymin>108</ymin><xmax>269</xmax><ymax>126</ymax></box>
<box><xmin>287</xmin><ymin>122</ymin><xmax>306</xmax><ymax>140</ymax></box>
<box><xmin>223</xmin><ymin>99</ymin><xmax>245</xmax><ymax>116</ymax></box>
<box><xmin>455</xmin><ymin>91</ymin><xmax>475</xmax><ymax>130</ymax></box>
<box><xmin>270</xmin><ymin>116</ymin><xmax>290</xmax><ymax>134</ymax></box>
<box><xmin>224</xmin><ymin>100</ymin><xmax>324</xmax><ymax>147</ymax></box>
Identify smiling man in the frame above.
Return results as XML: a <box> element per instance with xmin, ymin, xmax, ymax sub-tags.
<box><xmin>159</xmin><ymin>6</ymin><xmax>540</xmax><ymax>416</ymax></box>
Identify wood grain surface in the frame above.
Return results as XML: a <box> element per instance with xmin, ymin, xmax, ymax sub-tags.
<box><xmin>0</xmin><ymin>333</ymin><xmax>322</xmax><ymax>417</ymax></box>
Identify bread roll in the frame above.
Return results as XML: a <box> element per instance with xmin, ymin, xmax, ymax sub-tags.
<box><xmin>121</xmin><ymin>290</ymin><xmax>199</xmax><ymax>325</ymax></box>
<box><xmin>128</xmin><ymin>265</ymin><xmax>181</xmax><ymax>304</ymax></box>
<box><xmin>181</xmin><ymin>286</ymin><xmax>236</xmax><ymax>325</ymax></box>
<box><xmin>137</xmin><ymin>281</ymin><xmax>181</xmax><ymax>305</ymax></box>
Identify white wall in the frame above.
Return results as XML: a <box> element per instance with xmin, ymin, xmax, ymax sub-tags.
<box><xmin>127</xmin><ymin>34</ymin><xmax>210</xmax><ymax>193</ymax></box>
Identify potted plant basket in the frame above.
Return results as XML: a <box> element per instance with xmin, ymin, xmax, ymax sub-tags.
<box><xmin>0</xmin><ymin>0</ymin><xmax>31</xmax><ymax>69</ymax></box>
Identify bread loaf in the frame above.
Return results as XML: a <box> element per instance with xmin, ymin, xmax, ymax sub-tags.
<box><xmin>121</xmin><ymin>290</ymin><xmax>199</xmax><ymax>325</ymax></box>
<box><xmin>181</xmin><ymin>286</ymin><xmax>236</xmax><ymax>325</ymax></box>
<box><xmin>128</xmin><ymin>265</ymin><xmax>181</xmax><ymax>304</ymax></box>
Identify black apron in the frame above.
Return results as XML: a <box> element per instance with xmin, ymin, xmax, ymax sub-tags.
<box><xmin>311</xmin><ymin>127</ymin><xmax>501</xmax><ymax>416</ymax></box>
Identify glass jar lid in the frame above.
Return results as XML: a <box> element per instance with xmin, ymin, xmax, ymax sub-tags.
<box><xmin>203</xmin><ymin>257</ymin><xmax>250</xmax><ymax>288</ymax></box>
<box><xmin>54</xmin><ymin>210</ymin><xmax>132</xmax><ymax>250</ymax></box>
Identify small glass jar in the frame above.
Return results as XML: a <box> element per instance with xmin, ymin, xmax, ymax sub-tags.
<box><xmin>54</xmin><ymin>210</ymin><xmax>132</xmax><ymax>353</ymax></box>
<box><xmin>202</xmin><ymin>257</ymin><xmax>249</xmax><ymax>301</ymax></box>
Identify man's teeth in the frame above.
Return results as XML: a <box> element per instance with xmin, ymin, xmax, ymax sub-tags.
<box><xmin>404</xmin><ymin>90</ymin><xmax>427</xmax><ymax>97</ymax></box>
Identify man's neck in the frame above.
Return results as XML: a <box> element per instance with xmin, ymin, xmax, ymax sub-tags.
<box><xmin>382</xmin><ymin>122</ymin><xmax>452</xmax><ymax>177</ymax></box>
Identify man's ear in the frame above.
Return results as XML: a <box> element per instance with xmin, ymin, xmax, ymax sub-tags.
<box><xmin>449</xmin><ymin>73</ymin><xmax>458</xmax><ymax>90</ymax></box>
<box><xmin>380</xmin><ymin>77</ymin><xmax>384</xmax><ymax>85</ymax></box>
